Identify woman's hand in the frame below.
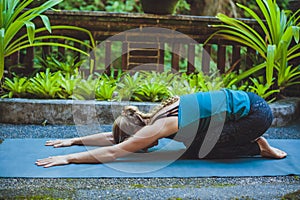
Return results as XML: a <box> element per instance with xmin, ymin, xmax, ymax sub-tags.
<box><xmin>45</xmin><ymin>139</ymin><xmax>77</xmax><ymax>148</ymax></box>
<box><xmin>35</xmin><ymin>155</ymin><xmax>70</xmax><ymax>168</ymax></box>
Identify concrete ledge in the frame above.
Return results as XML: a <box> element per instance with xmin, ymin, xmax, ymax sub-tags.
<box><xmin>0</xmin><ymin>98</ymin><xmax>158</xmax><ymax>125</ymax></box>
<box><xmin>269</xmin><ymin>97</ymin><xmax>300</xmax><ymax>127</ymax></box>
<box><xmin>1</xmin><ymin>98</ymin><xmax>300</xmax><ymax>126</ymax></box>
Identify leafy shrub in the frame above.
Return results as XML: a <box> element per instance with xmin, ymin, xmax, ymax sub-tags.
<box><xmin>27</xmin><ymin>68</ymin><xmax>62</xmax><ymax>99</ymax></box>
<box><xmin>116</xmin><ymin>72</ymin><xmax>143</xmax><ymax>101</ymax></box>
<box><xmin>1</xmin><ymin>76</ymin><xmax>30</xmax><ymax>98</ymax></box>
<box><xmin>0</xmin><ymin>68</ymin><xmax>285</xmax><ymax>102</ymax></box>
<box><xmin>248</xmin><ymin>77</ymin><xmax>279</xmax><ymax>102</ymax></box>
<box><xmin>71</xmin><ymin>75</ymin><xmax>97</xmax><ymax>100</ymax></box>
<box><xmin>57</xmin><ymin>73</ymin><xmax>81</xmax><ymax>99</ymax></box>
<box><xmin>34</xmin><ymin>53</ymin><xmax>84</xmax><ymax>75</ymax></box>
<box><xmin>95</xmin><ymin>74</ymin><xmax>117</xmax><ymax>101</ymax></box>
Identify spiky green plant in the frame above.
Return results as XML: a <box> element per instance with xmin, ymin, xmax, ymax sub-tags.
<box><xmin>248</xmin><ymin>77</ymin><xmax>280</xmax><ymax>102</ymax></box>
<box><xmin>28</xmin><ymin>68</ymin><xmax>62</xmax><ymax>98</ymax></box>
<box><xmin>95</xmin><ymin>78</ymin><xmax>116</xmax><ymax>101</ymax></box>
<box><xmin>57</xmin><ymin>73</ymin><xmax>81</xmax><ymax>99</ymax></box>
<box><xmin>115</xmin><ymin>72</ymin><xmax>143</xmax><ymax>101</ymax></box>
<box><xmin>34</xmin><ymin>53</ymin><xmax>84</xmax><ymax>75</ymax></box>
<box><xmin>71</xmin><ymin>75</ymin><xmax>98</xmax><ymax>100</ymax></box>
<box><xmin>1</xmin><ymin>76</ymin><xmax>30</xmax><ymax>98</ymax></box>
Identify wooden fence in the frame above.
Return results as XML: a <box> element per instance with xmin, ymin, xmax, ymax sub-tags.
<box><xmin>8</xmin><ymin>11</ymin><xmax>263</xmax><ymax>75</ymax></box>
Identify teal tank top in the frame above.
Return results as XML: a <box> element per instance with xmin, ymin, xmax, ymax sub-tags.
<box><xmin>178</xmin><ymin>89</ymin><xmax>250</xmax><ymax>129</ymax></box>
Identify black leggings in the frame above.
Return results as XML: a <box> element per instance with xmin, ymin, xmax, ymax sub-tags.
<box><xmin>183</xmin><ymin>92</ymin><xmax>273</xmax><ymax>159</ymax></box>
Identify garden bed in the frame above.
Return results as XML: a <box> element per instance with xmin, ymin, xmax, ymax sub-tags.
<box><xmin>1</xmin><ymin>97</ymin><xmax>299</xmax><ymax>127</ymax></box>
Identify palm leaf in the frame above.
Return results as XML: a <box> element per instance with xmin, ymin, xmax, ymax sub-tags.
<box><xmin>24</xmin><ymin>21</ymin><xmax>35</xmax><ymax>44</ymax></box>
<box><xmin>0</xmin><ymin>28</ymin><xmax>4</xmax><ymax>80</ymax></box>
<box><xmin>236</xmin><ymin>3</ymin><xmax>271</xmax><ymax>44</ymax></box>
<box><xmin>266</xmin><ymin>45</ymin><xmax>275</xmax><ymax>85</ymax></box>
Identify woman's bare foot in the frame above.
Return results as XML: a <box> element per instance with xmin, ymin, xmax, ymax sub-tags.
<box><xmin>256</xmin><ymin>137</ymin><xmax>287</xmax><ymax>159</ymax></box>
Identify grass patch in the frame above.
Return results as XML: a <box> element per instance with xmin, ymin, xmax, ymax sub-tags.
<box><xmin>1</xmin><ymin>187</ymin><xmax>75</xmax><ymax>200</ymax></box>
<box><xmin>212</xmin><ymin>183</ymin><xmax>236</xmax><ymax>188</ymax></box>
<box><xmin>282</xmin><ymin>189</ymin><xmax>300</xmax><ymax>200</ymax></box>
<box><xmin>130</xmin><ymin>184</ymin><xmax>146</xmax><ymax>188</ymax></box>
<box><xmin>231</xmin><ymin>196</ymin><xmax>253</xmax><ymax>200</ymax></box>
<box><xmin>10</xmin><ymin>195</ymin><xmax>68</xmax><ymax>200</ymax></box>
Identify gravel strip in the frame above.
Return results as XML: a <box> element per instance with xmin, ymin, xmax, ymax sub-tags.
<box><xmin>0</xmin><ymin>177</ymin><xmax>299</xmax><ymax>199</ymax></box>
<box><xmin>1</xmin><ymin>118</ymin><xmax>300</xmax><ymax>139</ymax></box>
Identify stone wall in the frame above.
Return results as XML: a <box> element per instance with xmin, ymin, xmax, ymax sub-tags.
<box><xmin>0</xmin><ymin>98</ymin><xmax>299</xmax><ymax>126</ymax></box>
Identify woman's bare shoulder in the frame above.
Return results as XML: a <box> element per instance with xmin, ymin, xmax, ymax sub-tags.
<box><xmin>150</xmin><ymin>96</ymin><xmax>180</xmax><ymax>124</ymax></box>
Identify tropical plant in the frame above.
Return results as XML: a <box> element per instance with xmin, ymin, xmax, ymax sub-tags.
<box><xmin>132</xmin><ymin>71</ymin><xmax>178</xmax><ymax>102</ymax></box>
<box><xmin>248</xmin><ymin>77</ymin><xmax>280</xmax><ymax>102</ymax></box>
<box><xmin>2</xmin><ymin>69</ymin><xmax>285</xmax><ymax>101</ymax></box>
<box><xmin>1</xmin><ymin>76</ymin><xmax>30</xmax><ymax>98</ymax></box>
<box><xmin>186</xmin><ymin>71</ymin><xmax>225</xmax><ymax>92</ymax></box>
<box><xmin>27</xmin><ymin>68</ymin><xmax>62</xmax><ymax>98</ymax></box>
<box><xmin>95</xmin><ymin>77</ymin><xmax>117</xmax><ymax>101</ymax></box>
<box><xmin>57</xmin><ymin>73</ymin><xmax>81</xmax><ymax>99</ymax></box>
<box><xmin>71</xmin><ymin>75</ymin><xmax>98</xmax><ymax>100</ymax></box>
<box><xmin>134</xmin><ymin>82</ymin><xmax>169</xmax><ymax>102</ymax></box>
<box><xmin>0</xmin><ymin>0</ymin><xmax>95</xmax><ymax>80</ymax></box>
<box><xmin>167</xmin><ymin>74</ymin><xmax>198</xmax><ymax>96</ymax></box>
<box><xmin>34</xmin><ymin>53</ymin><xmax>83</xmax><ymax>75</ymax></box>
<box><xmin>206</xmin><ymin>0</ymin><xmax>300</xmax><ymax>96</ymax></box>
<box><xmin>115</xmin><ymin>72</ymin><xmax>143</xmax><ymax>101</ymax></box>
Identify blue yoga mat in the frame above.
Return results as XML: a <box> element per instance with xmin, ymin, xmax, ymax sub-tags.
<box><xmin>0</xmin><ymin>138</ymin><xmax>299</xmax><ymax>178</ymax></box>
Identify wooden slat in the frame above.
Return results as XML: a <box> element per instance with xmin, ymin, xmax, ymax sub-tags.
<box><xmin>159</xmin><ymin>48</ymin><xmax>164</xmax><ymax>66</ymax></box>
<box><xmin>129</xmin><ymin>56</ymin><xmax>159</xmax><ymax>64</ymax></box>
<box><xmin>122</xmin><ymin>42</ymin><xmax>128</xmax><ymax>70</ymax></box>
<box><xmin>246</xmin><ymin>47</ymin><xmax>255</xmax><ymax>69</ymax></box>
<box><xmin>10</xmin><ymin>52</ymin><xmax>19</xmax><ymax>66</ymax></box>
<box><xmin>232</xmin><ymin>45</ymin><xmax>241</xmax><ymax>72</ymax></box>
<box><xmin>187</xmin><ymin>44</ymin><xmax>195</xmax><ymax>73</ymax></box>
<box><xmin>130</xmin><ymin>49</ymin><xmax>158</xmax><ymax>56</ymax></box>
<box><xmin>202</xmin><ymin>44</ymin><xmax>211</xmax><ymax>74</ymax></box>
<box><xmin>74</xmin><ymin>42</ymin><xmax>81</xmax><ymax>64</ymax></box>
<box><xmin>42</xmin><ymin>39</ymin><xmax>50</xmax><ymax>58</ymax></box>
<box><xmin>217</xmin><ymin>45</ymin><xmax>226</xmax><ymax>74</ymax></box>
<box><xmin>172</xmin><ymin>43</ymin><xmax>180</xmax><ymax>72</ymax></box>
<box><xmin>24</xmin><ymin>47</ymin><xmax>34</xmax><ymax>76</ymax></box>
<box><xmin>105</xmin><ymin>41</ymin><xmax>112</xmax><ymax>71</ymax></box>
<box><xmin>58</xmin><ymin>39</ymin><xmax>65</xmax><ymax>56</ymax></box>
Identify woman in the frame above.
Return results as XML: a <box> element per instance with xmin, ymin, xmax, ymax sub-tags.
<box><xmin>36</xmin><ymin>89</ymin><xmax>287</xmax><ymax>168</ymax></box>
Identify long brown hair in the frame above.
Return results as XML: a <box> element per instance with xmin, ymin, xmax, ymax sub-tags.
<box><xmin>112</xmin><ymin>97</ymin><xmax>179</xmax><ymax>144</ymax></box>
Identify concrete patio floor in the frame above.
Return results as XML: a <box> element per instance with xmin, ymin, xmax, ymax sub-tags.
<box><xmin>0</xmin><ymin>118</ymin><xmax>299</xmax><ymax>200</ymax></box>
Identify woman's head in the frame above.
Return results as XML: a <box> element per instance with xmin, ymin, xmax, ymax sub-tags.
<box><xmin>112</xmin><ymin>96</ymin><xmax>179</xmax><ymax>144</ymax></box>
<box><xmin>112</xmin><ymin>106</ymin><xmax>147</xmax><ymax>144</ymax></box>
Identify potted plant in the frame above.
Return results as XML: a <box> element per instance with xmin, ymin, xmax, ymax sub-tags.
<box><xmin>140</xmin><ymin>0</ymin><xmax>179</xmax><ymax>14</ymax></box>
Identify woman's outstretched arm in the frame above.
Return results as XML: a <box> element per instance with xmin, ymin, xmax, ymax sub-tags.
<box><xmin>45</xmin><ymin>132</ymin><xmax>115</xmax><ymax>148</ymax></box>
<box><xmin>36</xmin><ymin>117</ymin><xmax>178</xmax><ymax>168</ymax></box>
